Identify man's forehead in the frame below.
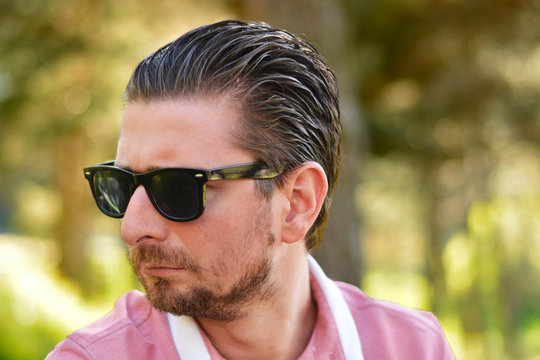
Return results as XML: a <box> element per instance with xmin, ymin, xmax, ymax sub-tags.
<box><xmin>116</xmin><ymin>97</ymin><xmax>251</xmax><ymax>171</ymax></box>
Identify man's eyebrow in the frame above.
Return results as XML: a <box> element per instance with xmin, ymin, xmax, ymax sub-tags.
<box><xmin>146</xmin><ymin>164</ymin><xmax>163</xmax><ymax>171</ymax></box>
<box><xmin>113</xmin><ymin>163</ymin><xmax>163</xmax><ymax>173</ymax></box>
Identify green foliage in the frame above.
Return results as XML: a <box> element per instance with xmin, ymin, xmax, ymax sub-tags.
<box><xmin>344</xmin><ymin>0</ymin><xmax>540</xmax><ymax>358</ymax></box>
<box><xmin>0</xmin><ymin>235</ymin><xmax>122</xmax><ymax>359</ymax></box>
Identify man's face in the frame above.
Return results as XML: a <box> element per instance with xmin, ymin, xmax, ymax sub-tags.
<box><xmin>115</xmin><ymin>97</ymin><xmax>280</xmax><ymax>321</ymax></box>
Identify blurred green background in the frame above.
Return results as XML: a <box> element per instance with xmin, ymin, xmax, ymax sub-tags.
<box><xmin>1</xmin><ymin>0</ymin><xmax>540</xmax><ymax>359</ymax></box>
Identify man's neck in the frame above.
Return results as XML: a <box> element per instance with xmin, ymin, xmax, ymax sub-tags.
<box><xmin>197</xmin><ymin>252</ymin><xmax>316</xmax><ymax>360</ymax></box>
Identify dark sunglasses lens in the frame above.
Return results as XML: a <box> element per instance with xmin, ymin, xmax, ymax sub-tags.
<box><xmin>151</xmin><ymin>171</ymin><xmax>200</xmax><ymax>220</ymax></box>
<box><xmin>92</xmin><ymin>170</ymin><xmax>132</xmax><ymax>216</ymax></box>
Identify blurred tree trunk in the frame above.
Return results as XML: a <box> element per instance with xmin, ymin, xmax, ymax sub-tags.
<box><xmin>228</xmin><ymin>0</ymin><xmax>364</xmax><ymax>284</ymax></box>
<box><xmin>55</xmin><ymin>131</ymin><xmax>90</xmax><ymax>289</ymax></box>
<box><xmin>426</xmin><ymin>161</ymin><xmax>448</xmax><ymax>314</ymax></box>
<box><xmin>317</xmin><ymin>135</ymin><xmax>363</xmax><ymax>285</ymax></box>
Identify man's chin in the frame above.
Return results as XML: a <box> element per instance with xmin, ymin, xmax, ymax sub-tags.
<box><xmin>143</xmin><ymin>278</ymin><xmax>189</xmax><ymax>311</ymax></box>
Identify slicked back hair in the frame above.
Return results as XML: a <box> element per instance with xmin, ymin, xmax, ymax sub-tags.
<box><xmin>124</xmin><ymin>20</ymin><xmax>341</xmax><ymax>250</ymax></box>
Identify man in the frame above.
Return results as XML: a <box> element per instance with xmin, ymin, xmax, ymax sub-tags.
<box><xmin>47</xmin><ymin>20</ymin><xmax>454</xmax><ymax>359</ymax></box>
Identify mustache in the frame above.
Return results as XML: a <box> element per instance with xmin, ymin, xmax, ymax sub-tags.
<box><xmin>128</xmin><ymin>245</ymin><xmax>200</xmax><ymax>274</ymax></box>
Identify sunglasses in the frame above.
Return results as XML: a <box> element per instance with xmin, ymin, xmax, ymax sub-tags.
<box><xmin>83</xmin><ymin>161</ymin><xmax>283</xmax><ymax>222</ymax></box>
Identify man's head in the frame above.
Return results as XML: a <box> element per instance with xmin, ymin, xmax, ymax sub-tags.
<box><xmin>82</xmin><ymin>20</ymin><xmax>341</xmax><ymax>320</ymax></box>
<box><xmin>124</xmin><ymin>20</ymin><xmax>341</xmax><ymax>250</ymax></box>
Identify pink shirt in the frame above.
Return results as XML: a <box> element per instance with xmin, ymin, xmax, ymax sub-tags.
<box><xmin>47</xmin><ymin>275</ymin><xmax>454</xmax><ymax>359</ymax></box>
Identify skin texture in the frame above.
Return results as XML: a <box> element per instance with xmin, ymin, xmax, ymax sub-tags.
<box><xmin>116</xmin><ymin>96</ymin><xmax>328</xmax><ymax>360</ymax></box>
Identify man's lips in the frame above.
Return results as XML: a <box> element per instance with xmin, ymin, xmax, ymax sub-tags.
<box><xmin>142</xmin><ymin>265</ymin><xmax>187</xmax><ymax>278</ymax></box>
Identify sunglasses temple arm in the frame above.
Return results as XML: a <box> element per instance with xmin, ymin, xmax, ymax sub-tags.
<box><xmin>208</xmin><ymin>164</ymin><xmax>282</xmax><ymax>181</ymax></box>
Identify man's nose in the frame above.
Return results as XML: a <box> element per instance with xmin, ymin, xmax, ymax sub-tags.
<box><xmin>120</xmin><ymin>185</ymin><xmax>169</xmax><ymax>246</ymax></box>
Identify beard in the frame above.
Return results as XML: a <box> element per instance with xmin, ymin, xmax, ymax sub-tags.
<box><xmin>128</xmin><ymin>242</ymin><xmax>274</xmax><ymax>321</ymax></box>
<box><xmin>127</xmin><ymin>202</ymin><xmax>277</xmax><ymax>322</ymax></box>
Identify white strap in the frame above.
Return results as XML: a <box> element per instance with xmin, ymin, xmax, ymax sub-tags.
<box><xmin>167</xmin><ymin>255</ymin><xmax>364</xmax><ymax>360</ymax></box>
<box><xmin>166</xmin><ymin>313</ymin><xmax>211</xmax><ymax>360</ymax></box>
<box><xmin>308</xmin><ymin>254</ymin><xmax>364</xmax><ymax>360</ymax></box>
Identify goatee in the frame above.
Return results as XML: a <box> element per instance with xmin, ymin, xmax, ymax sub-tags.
<box><xmin>128</xmin><ymin>239</ymin><xmax>275</xmax><ymax>321</ymax></box>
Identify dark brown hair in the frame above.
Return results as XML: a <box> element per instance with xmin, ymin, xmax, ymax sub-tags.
<box><xmin>124</xmin><ymin>20</ymin><xmax>341</xmax><ymax>250</ymax></box>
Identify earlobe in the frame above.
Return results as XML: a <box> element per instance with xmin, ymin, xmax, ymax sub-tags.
<box><xmin>281</xmin><ymin>162</ymin><xmax>328</xmax><ymax>244</ymax></box>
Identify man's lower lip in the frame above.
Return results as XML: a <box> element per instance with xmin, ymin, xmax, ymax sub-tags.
<box><xmin>143</xmin><ymin>267</ymin><xmax>186</xmax><ymax>278</ymax></box>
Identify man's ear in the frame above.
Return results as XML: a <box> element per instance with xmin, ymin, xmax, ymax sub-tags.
<box><xmin>280</xmin><ymin>162</ymin><xmax>328</xmax><ymax>244</ymax></box>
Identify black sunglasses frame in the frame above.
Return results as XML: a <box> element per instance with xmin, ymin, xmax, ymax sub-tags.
<box><xmin>83</xmin><ymin>161</ymin><xmax>283</xmax><ymax>222</ymax></box>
